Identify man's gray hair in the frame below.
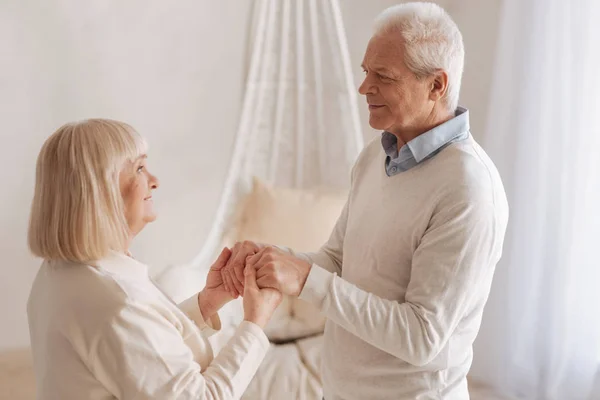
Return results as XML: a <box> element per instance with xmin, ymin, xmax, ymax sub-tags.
<box><xmin>374</xmin><ymin>2</ymin><xmax>465</xmax><ymax>112</ymax></box>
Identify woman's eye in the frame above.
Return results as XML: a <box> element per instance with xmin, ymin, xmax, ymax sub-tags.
<box><xmin>137</xmin><ymin>165</ymin><xmax>145</xmax><ymax>173</ymax></box>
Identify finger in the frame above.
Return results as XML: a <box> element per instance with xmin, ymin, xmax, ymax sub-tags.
<box><xmin>229</xmin><ymin>242</ymin><xmax>252</xmax><ymax>277</ymax></box>
<box><xmin>227</xmin><ymin>262</ymin><xmax>246</xmax><ymax>293</ymax></box>
<box><xmin>244</xmin><ymin>265</ymin><xmax>259</xmax><ymax>290</ymax></box>
<box><xmin>234</xmin><ymin>258</ymin><xmax>246</xmax><ymax>286</ymax></box>
<box><xmin>230</xmin><ymin>269</ymin><xmax>244</xmax><ymax>294</ymax></box>
<box><xmin>221</xmin><ymin>270</ymin><xmax>229</xmax><ymax>293</ymax></box>
<box><xmin>233</xmin><ymin>243</ymin><xmax>253</xmax><ymax>287</ymax></box>
<box><xmin>229</xmin><ymin>272</ymin><xmax>241</xmax><ymax>298</ymax></box>
<box><xmin>247</xmin><ymin>248</ymin><xmax>268</xmax><ymax>268</ymax></box>
<box><xmin>256</xmin><ymin>275</ymin><xmax>277</xmax><ymax>290</ymax></box>
<box><xmin>231</xmin><ymin>241</ymin><xmax>250</xmax><ymax>263</ymax></box>
<box><xmin>222</xmin><ymin>270</ymin><xmax>238</xmax><ymax>298</ymax></box>
<box><xmin>233</xmin><ymin>267</ymin><xmax>245</xmax><ymax>290</ymax></box>
<box><xmin>225</xmin><ymin>242</ymin><xmax>242</xmax><ymax>266</ymax></box>
<box><xmin>232</xmin><ymin>241</ymin><xmax>243</xmax><ymax>254</ymax></box>
<box><xmin>211</xmin><ymin>247</ymin><xmax>232</xmax><ymax>271</ymax></box>
<box><xmin>242</xmin><ymin>240</ymin><xmax>260</xmax><ymax>252</ymax></box>
<box><xmin>255</xmin><ymin>263</ymin><xmax>271</xmax><ymax>279</ymax></box>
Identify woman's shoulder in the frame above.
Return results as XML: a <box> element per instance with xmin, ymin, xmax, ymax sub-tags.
<box><xmin>31</xmin><ymin>260</ymin><xmax>120</xmax><ymax>315</ymax></box>
<box><xmin>29</xmin><ymin>258</ymin><xmax>158</xmax><ymax>331</ymax></box>
<box><xmin>28</xmin><ymin>258</ymin><xmax>176</xmax><ymax>373</ymax></box>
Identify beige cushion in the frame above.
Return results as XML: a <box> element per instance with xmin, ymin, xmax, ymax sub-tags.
<box><xmin>227</xmin><ymin>177</ymin><xmax>347</xmax><ymax>341</ymax></box>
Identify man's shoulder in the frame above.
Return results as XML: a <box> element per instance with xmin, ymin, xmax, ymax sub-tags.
<box><xmin>433</xmin><ymin>137</ymin><xmax>507</xmax><ymax>207</ymax></box>
<box><xmin>437</xmin><ymin>137</ymin><xmax>498</xmax><ymax>180</ymax></box>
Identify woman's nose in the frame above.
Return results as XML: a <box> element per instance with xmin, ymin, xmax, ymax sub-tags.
<box><xmin>150</xmin><ymin>174</ymin><xmax>160</xmax><ymax>189</ymax></box>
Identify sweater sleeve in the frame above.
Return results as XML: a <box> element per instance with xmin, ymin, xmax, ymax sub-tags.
<box><xmin>299</xmin><ymin>198</ymin><xmax>499</xmax><ymax>367</ymax></box>
<box><xmin>89</xmin><ymin>300</ymin><xmax>270</xmax><ymax>399</ymax></box>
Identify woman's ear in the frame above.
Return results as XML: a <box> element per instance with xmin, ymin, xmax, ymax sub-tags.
<box><xmin>429</xmin><ymin>70</ymin><xmax>449</xmax><ymax>102</ymax></box>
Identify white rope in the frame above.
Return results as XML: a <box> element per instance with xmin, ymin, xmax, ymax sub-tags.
<box><xmin>321</xmin><ymin>0</ymin><xmax>344</xmax><ymax>89</ymax></box>
<box><xmin>308</xmin><ymin>0</ymin><xmax>327</xmax><ymax>182</ymax></box>
<box><xmin>330</xmin><ymin>0</ymin><xmax>364</xmax><ymax>160</ymax></box>
<box><xmin>244</xmin><ymin>0</ymin><xmax>277</xmax><ymax>179</ymax></box>
<box><xmin>295</xmin><ymin>0</ymin><xmax>306</xmax><ymax>187</ymax></box>
<box><xmin>186</xmin><ymin>0</ymin><xmax>362</xmax><ymax>270</ymax></box>
<box><xmin>269</xmin><ymin>0</ymin><xmax>292</xmax><ymax>182</ymax></box>
<box><xmin>245</xmin><ymin>0</ymin><xmax>263</xmax><ymax>82</ymax></box>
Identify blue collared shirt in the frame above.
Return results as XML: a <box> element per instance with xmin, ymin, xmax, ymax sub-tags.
<box><xmin>381</xmin><ymin>106</ymin><xmax>471</xmax><ymax>176</ymax></box>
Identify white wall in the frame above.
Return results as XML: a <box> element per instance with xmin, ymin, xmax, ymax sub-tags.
<box><xmin>0</xmin><ymin>0</ymin><xmax>501</xmax><ymax>350</ymax></box>
<box><xmin>448</xmin><ymin>0</ymin><xmax>502</xmax><ymax>138</ymax></box>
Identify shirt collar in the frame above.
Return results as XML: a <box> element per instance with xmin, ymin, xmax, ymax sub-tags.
<box><xmin>381</xmin><ymin>106</ymin><xmax>470</xmax><ymax>162</ymax></box>
<box><xmin>90</xmin><ymin>251</ymin><xmax>149</xmax><ymax>279</ymax></box>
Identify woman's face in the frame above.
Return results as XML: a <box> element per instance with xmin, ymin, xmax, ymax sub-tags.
<box><xmin>119</xmin><ymin>154</ymin><xmax>159</xmax><ymax>238</ymax></box>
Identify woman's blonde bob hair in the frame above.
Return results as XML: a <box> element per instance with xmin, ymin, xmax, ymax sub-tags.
<box><xmin>28</xmin><ymin>119</ymin><xmax>147</xmax><ymax>263</ymax></box>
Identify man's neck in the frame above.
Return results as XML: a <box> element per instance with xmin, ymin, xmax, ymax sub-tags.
<box><xmin>390</xmin><ymin>109</ymin><xmax>454</xmax><ymax>150</ymax></box>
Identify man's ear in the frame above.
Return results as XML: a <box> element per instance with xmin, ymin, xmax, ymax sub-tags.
<box><xmin>429</xmin><ymin>70</ymin><xmax>449</xmax><ymax>102</ymax></box>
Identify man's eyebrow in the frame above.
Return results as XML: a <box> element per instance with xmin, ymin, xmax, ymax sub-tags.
<box><xmin>361</xmin><ymin>63</ymin><xmax>393</xmax><ymax>74</ymax></box>
<box><xmin>375</xmin><ymin>66</ymin><xmax>394</xmax><ymax>73</ymax></box>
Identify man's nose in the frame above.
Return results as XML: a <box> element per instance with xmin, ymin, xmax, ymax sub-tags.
<box><xmin>358</xmin><ymin>75</ymin><xmax>374</xmax><ymax>95</ymax></box>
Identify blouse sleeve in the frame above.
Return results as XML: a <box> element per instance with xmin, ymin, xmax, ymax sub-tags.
<box><xmin>89</xmin><ymin>299</ymin><xmax>270</xmax><ymax>400</ymax></box>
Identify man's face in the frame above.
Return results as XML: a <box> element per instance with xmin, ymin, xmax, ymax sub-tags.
<box><xmin>358</xmin><ymin>33</ymin><xmax>434</xmax><ymax>135</ymax></box>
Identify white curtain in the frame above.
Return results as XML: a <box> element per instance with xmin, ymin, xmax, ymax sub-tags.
<box><xmin>189</xmin><ymin>0</ymin><xmax>363</xmax><ymax>270</ymax></box>
<box><xmin>155</xmin><ymin>0</ymin><xmax>363</xmax><ymax>304</ymax></box>
<box><xmin>471</xmin><ymin>0</ymin><xmax>600</xmax><ymax>398</ymax></box>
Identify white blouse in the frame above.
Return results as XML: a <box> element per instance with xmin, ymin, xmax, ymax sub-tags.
<box><xmin>27</xmin><ymin>252</ymin><xmax>269</xmax><ymax>400</ymax></box>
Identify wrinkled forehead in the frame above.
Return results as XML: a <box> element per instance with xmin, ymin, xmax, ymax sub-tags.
<box><xmin>362</xmin><ymin>33</ymin><xmax>405</xmax><ymax>69</ymax></box>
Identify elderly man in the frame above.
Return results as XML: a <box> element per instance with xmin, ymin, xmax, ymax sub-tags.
<box><xmin>222</xmin><ymin>2</ymin><xmax>508</xmax><ymax>399</ymax></box>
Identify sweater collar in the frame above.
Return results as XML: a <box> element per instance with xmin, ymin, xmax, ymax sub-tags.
<box><xmin>90</xmin><ymin>251</ymin><xmax>149</xmax><ymax>279</ymax></box>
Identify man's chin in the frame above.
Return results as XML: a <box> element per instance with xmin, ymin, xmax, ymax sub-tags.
<box><xmin>368</xmin><ymin>115</ymin><xmax>391</xmax><ymax>131</ymax></box>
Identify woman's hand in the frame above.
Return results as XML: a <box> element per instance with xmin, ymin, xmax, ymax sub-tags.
<box><xmin>198</xmin><ymin>247</ymin><xmax>235</xmax><ymax>320</ymax></box>
<box><xmin>243</xmin><ymin>264</ymin><xmax>283</xmax><ymax>328</ymax></box>
<box><xmin>221</xmin><ymin>241</ymin><xmax>262</xmax><ymax>297</ymax></box>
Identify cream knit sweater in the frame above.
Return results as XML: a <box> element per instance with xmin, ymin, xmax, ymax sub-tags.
<box><xmin>298</xmin><ymin>134</ymin><xmax>509</xmax><ymax>399</ymax></box>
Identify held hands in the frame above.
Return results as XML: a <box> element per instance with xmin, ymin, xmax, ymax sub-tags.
<box><xmin>222</xmin><ymin>240</ymin><xmax>311</xmax><ymax>296</ymax></box>
<box><xmin>198</xmin><ymin>247</ymin><xmax>236</xmax><ymax>321</ymax></box>
<box><xmin>246</xmin><ymin>246</ymin><xmax>312</xmax><ymax>297</ymax></box>
<box><xmin>202</xmin><ymin>241</ymin><xmax>311</xmax><ymax>328</ymax></box>
<box><xmin>242</xmin><ymin>265</ymin><xmax>282</xmax><ymax>328</ymax></box>
<box><xmin>221</xmin><ymin>241</ymin><xmax>262</xmax><ymax>298</ymax></box>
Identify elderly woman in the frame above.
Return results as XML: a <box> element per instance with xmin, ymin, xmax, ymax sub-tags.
<box><xmin>26</xmin><ymin>119</ymin><xmax>281</xmax><ymax>399</ymax></box>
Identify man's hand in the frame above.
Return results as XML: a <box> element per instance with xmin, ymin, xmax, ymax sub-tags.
<box><xmin>221</xmin><ymin>241</ymin><xmax>262</xmax><ymax>298</ymax></box>
<box><xmin>198</xmin><ymin>247</ymin><xmax>234</xmax><ymax>320</ymax></box>
<box><xmin>246</xmin><ymin>246</ymin><xmax>312</xmax><ymax>297</ymax></box>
